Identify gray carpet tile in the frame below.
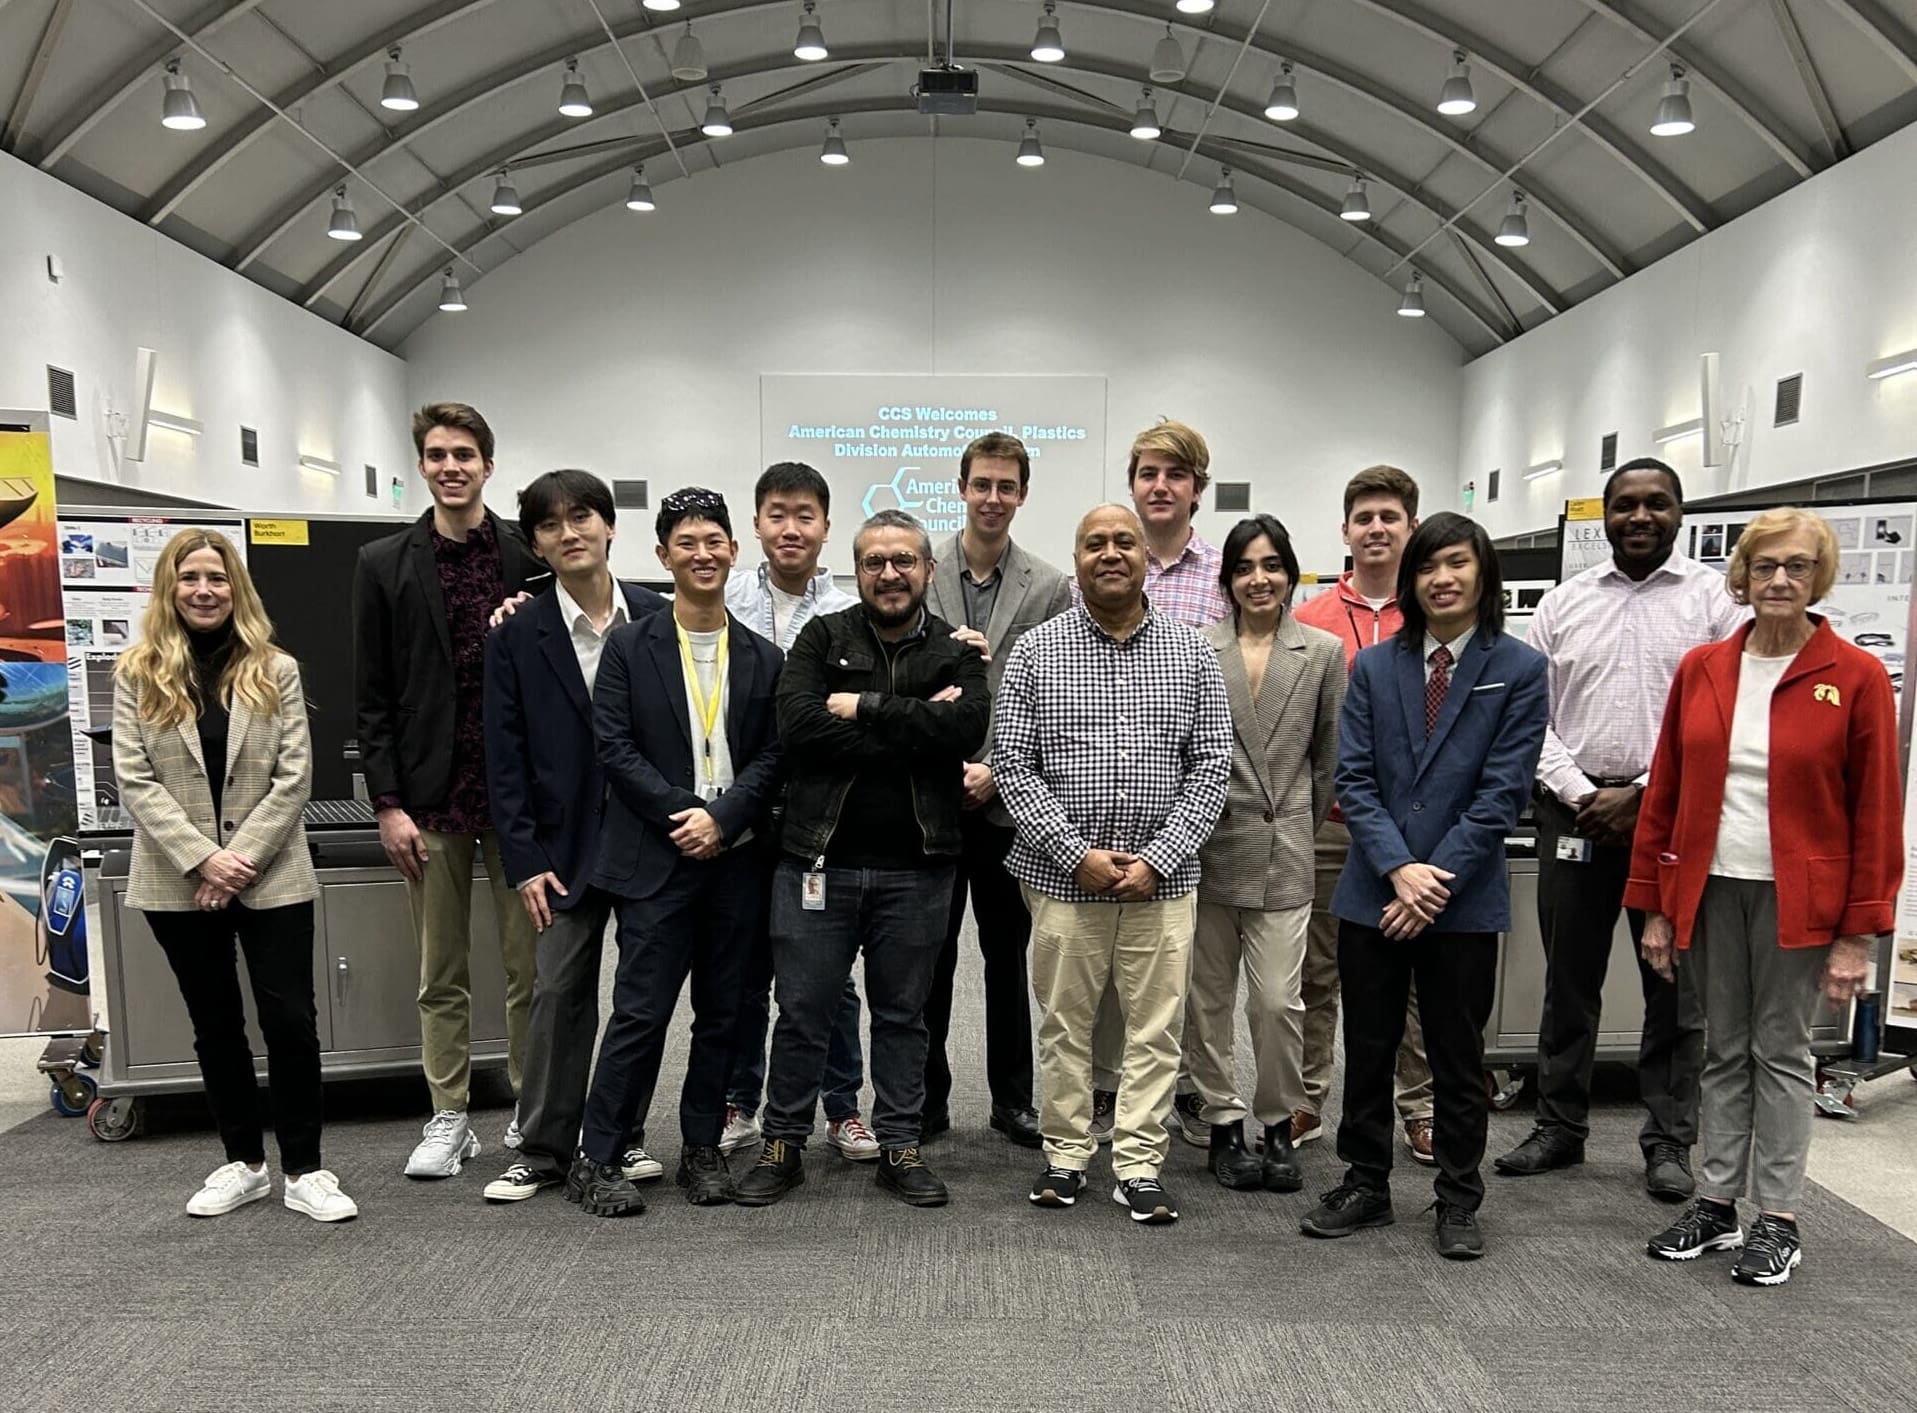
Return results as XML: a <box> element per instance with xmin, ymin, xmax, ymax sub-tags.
<box><xmin>6</xmin><ymin>948</ymin><xmax>1917</xmax><ymax>1413</ymax></box>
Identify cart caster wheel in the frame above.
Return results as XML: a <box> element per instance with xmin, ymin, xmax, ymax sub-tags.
<box><xmin>80</xmin><ymin>1036</ymin><xmax>104</xmax><ymax>1070</ymax></box>
<box><xmin>86</xmin><ymin>1096</ymin><xmax>143</xmax><ymax>1142</ymax></box>
<box><xmin>1812</xmin><ymin>1078</ymin><xmax>1858</xmax><ymax>1119</ymax></box>
<box><xmin>50</xmin><ymin>1072</ymin><xmax>96</xmax><ymax>1116</ymax></box>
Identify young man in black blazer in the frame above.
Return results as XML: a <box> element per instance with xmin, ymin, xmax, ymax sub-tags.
<box><xmin>571</xmin><ymin>489</ymin><xmax>786</xmax><ymax>1215</ymax></box>
<box><xmin>352</xmin><ymin>403</ymin><xmax>548</xmax><ymax>1179</ymax></box>
<box><xmin>479</xmin><ymin>470</ymin><xmax>669</xmax><ymax>1204</ymax></box>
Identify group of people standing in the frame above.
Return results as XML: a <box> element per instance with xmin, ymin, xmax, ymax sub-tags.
<box><xmin>112</xmin><ymin>401</ymin><xmax>1898</xmax><ymax>1287</ymax></box>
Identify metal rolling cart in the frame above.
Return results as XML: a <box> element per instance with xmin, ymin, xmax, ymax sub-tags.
<box><xmin>79</xmin><ymin>800</ymin><xmax>513</xmax><ymax>1142</ymax></box>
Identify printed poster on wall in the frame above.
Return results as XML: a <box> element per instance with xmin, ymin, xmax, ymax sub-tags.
<box><xmin>0</xmin><ymin>412</ymin><xmax>84</xmax><ymax>1038</ymax></box>
<box><xmin>58</xmin><ymin>515</ymin><xmax>246</xmax><ymax>833</ymax></box>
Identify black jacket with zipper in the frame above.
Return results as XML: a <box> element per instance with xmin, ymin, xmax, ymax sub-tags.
<box><xmin>775</xmin><ymin>603</ymin><xmax>990</xmax><ymax>864</ymax></box>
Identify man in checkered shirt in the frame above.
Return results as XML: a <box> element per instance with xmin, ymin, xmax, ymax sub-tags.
<box><xmin>993</xmin><ymin>504</ymin><xmax>1231</xmax><ymax>1225</ymax></box>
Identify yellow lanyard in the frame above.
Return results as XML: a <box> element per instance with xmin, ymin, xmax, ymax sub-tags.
<box><xmin>677</xmin><ymin>622</ymin><xmax>729</xmax><ymax>786</ymax></box>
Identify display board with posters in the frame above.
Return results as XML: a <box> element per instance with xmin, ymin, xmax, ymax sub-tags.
<box><xmin>0</xmin><ymin>413</ymin><xmax>85</xmax><ymax>1037</ymax></box>
<box><xmin>58</xmin><ymin>514</ymin><xmax>247</xmax><ymax>833</ymax></box>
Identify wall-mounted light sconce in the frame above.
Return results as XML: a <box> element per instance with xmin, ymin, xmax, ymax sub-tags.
<box><xmin>1866</xmin><ymin>350</ymin><xmax>1917</xmax><ymax>381</ymax></box>
<box><xmin>298</xmin><ymin>454</ymin><xmax>342</xmax><ymax>475</ymax></box>
<box><xmin>1522</xmin><ymin>459</ymin><xmax>1564</xmax><ymax>480</ymax></box>
<box><xmin>147</xmin><ymin>410</ymin><xmax>204</xmax><ymax>436</ymax></box>
<box><xmin>1653</xmin><ymin>418</ymin><xmax>1703</xmax><ymax>443</ymax></box>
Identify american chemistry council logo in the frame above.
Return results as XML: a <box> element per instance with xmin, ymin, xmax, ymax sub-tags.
<box><xmin>861</xmin><ymin>467</ymin><xmax>964</xmax><ymax>532</ymax></box>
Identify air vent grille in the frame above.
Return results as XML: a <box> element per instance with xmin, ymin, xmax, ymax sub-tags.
<box><xmin>613</xmin><ymin>479</ymin><xmax>649</xmax><ymax>510</ymax></box>
<box><xmin>365</xmin><ymin>465</ymin><xmax>378</xmax><ymax>498</ymax></box>
<box><xmin>1600</xmin><ymin>432</ymin><xmax>1617</xmax><ymax>471</ymax></box>
<box><xmin>1775</xmin><ymin>373</ymin><xmax>1803</xmax><ymax>427</ymax></box>
<box><xmin>1487</xmin><ymin>468</ymin><xmax>1501</xmax><ymax>503</ymax></box>
<box><xmin>1214</xmin><ymin>481</ymin><xmax>1251</xmax><ymax>513</ymax></box>
<box><xmin>241</xmin><ymin>426</ymin><xmax>259</xmax><ymax>466</ymax></box>
<box><xmin>47</xmin><ymin>366</ymin><xmax>76</xmax><ymax>419</ymax></box>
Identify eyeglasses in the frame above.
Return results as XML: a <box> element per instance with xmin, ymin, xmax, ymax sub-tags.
<box><xmin>858</xmin><ymin>551</ymin><xmax>921</xmax><ymax>575</ymax></box>
<box><xmin>1749</xmin><ymin>556</ymin><xmax>1818</xmax><ymax>582</ymax></box>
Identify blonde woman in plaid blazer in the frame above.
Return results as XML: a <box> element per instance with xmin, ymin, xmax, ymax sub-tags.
<box><xmin>113</xmin><ymin>529</ymin><xmax>356</xmax><ymax>1222</ymax></box>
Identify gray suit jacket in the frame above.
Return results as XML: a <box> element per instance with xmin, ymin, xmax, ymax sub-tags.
<box><xmin>1196</xmin><ymin>613</ymin><xmax>1345</xmax><ymax>911</ymax></box>
<box><xmin>113</xmin><ymin>651</ymin><xmax>317</xmax><ymax>911</ymax></box>
<box><xmin>926</xmin><ymin>533</ymin><xmax>1074</xmax><ymax>828</ymax></box>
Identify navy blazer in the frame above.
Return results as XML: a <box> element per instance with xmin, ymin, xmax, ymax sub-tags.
<box><xmin>590</xmin><ymin>608</ymin><xmax>785</xmax><ymax>901</ymax></box>
<box><xmin>1331</xmin><ymin>628</ymin><xmax>1548</xmax><ymax>934</ymax></box>
<box><xmin>483</xmin><ymin>580</ymin><xmax>669</xmax><ymax>908</ymax></box>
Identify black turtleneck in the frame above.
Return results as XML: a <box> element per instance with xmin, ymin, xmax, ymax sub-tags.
<box><xmin>188</xmin><ymin>619</ymin><xmax>236</xmax><ymax>818</ymax></box>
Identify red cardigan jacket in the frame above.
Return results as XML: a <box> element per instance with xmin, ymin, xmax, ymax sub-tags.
<box><xmin>1623</xmin><ymin>617</ymin><xmax>1903</xmax><ymax>950</ymax></box>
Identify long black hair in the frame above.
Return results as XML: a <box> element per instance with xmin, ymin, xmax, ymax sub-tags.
<box><xmin>1217</xmin><ymin>514</ymin><xmax>1301</xmax><ymax>617</ymax></box>
<box><xmin>1395</xmin><ymin>511</ymin><xmax>1504</xmax><ymax>647</ymax></box>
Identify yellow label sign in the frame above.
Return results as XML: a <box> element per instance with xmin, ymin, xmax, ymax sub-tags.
<box><xmin>1565</xmin><ymin>497</ymin><xmax>1603</xmax><ymax>520</ymax></box>
<box><xmin>249</xmin><ymin>519</ymin><xmax>309</xmax><ymax>546</ymax></box>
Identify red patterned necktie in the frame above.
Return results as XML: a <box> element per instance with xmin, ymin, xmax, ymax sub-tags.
<box><xmin>1425</xmin><ymin>644</ymin><xmax>1452</xmax><ymax>737</ymax></box>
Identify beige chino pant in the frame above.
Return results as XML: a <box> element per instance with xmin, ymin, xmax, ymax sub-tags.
<box><xmin>1189</xmin><ymin>901</ymin><xmax>1312</xmax><ymax>1130</ymax></box>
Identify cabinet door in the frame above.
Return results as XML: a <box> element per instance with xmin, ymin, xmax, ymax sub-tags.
<box><xmin>322</xmin><ymin>879</ymin><xmax>510</xmax><ymax>1052</ymax></box>
<box><xmin>1494</xmin><ymin>865</ymin><xmax>1644</xmax><ymax>1049</ymax></box>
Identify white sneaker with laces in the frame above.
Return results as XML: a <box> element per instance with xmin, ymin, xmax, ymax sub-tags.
<box><xmin>719</xmin><ymin>1105</ymin><xmax>762</xmax><ymax>1154</ymax></box>
<box><xmin>404</xmin><ymin>1109</ymin><xmax>481</xmax><ymax>1178</ymax></box>
<box><xmin>502</xmin><ymin>1103</ymin><xmax>523</xmax><ymax>1150</ymax></box>
<box><xmin>284</xmin><ymin>1169</ymin><xmax>359</xmax><ymax>1222</ymax></box>
<box><xmin>187</xmin><ymin>1160</ymin><xmax>271</xmax><ymax>1217</ymax></box>
<box><xmin>827</xmin><ymin>1115</ymin><xmax>880</xmax><ymax>1161</ymax></box>
<box><xmin>622</xmin><ymin>1146</ymin><xmax>664</xmax><ymax>1181</ymax></box>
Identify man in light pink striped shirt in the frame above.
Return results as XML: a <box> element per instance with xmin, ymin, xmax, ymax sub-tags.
<box><xmin>1494</xmin><ymin>458</ymin><xmax>1746</xmax><ymax>1200</ymax></box>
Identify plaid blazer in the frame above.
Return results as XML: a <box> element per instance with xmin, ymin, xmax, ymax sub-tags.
<box><xmin>112</xmin><ymin>651</ymin><xmax>318</xmax><ymax>911</ymax></box>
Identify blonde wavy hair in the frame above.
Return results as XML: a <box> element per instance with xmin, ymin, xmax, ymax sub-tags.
<box><xmin>116</xmin><ymin>528</ymin><xmax>284</xmax><ymax>729</ymax></box>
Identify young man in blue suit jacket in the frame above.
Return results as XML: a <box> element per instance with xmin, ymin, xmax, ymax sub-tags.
<box><xmin>480</xmin><ymin>471</ymin><xmax>668</xmax><ymax>1204</ymax></box>
<box><xmin>1301</xmin><ymin>513</ymin><xmax>1547</xmax><ymax>1261</ymax></box>
<box><xmin>571</xmin><ymin>488</ymin><xmax>786</xmax><ymax>1216</ymax></box>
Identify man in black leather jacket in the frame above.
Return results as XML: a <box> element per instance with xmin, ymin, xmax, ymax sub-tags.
<box><xmin>731</xmin><ymin>509</ymin><xmax>989</xmax><ymax>1209</ymax></box>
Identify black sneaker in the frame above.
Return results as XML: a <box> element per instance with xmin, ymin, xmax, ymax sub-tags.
<box><xmin>1644</xmin><ymin>1141</ymin><xmax>1696</xmax><ymax>1202</ymax></box>
<box><xmin>1261</xmin><ymin>1123</ymin><xmax>1303</xmax><ymax>1194</ymax></box>
<box><xmin>675</xmin><ymin>1144</ymin><xmax>732</xmax><ymax>1206</ymax></box>
<box><xmin>1170</xmin><ymin>1092</ymin><xmax>1208</xmax><ymax>1147</ymax></box>
<box><xmin>1090</xmin><ymin>1089</ymin><xmax>1117</xmax><ymax>1144</ymax></box>
<box><xmin>1300</xmin><ymin>1182</ymin><xmax>1394</xmax><ymax>1238</ymax></box>
<box><xmin>876</xmin><ymin>1147</ymin><xmax>949</xmax><ymax>1207</ymax></box>
<box><xmin>1113</xmin><ymin>1176</ymin><xmax>1179</xmax><ymax>1224</ymax></box>
<box><xmin>576</xmin><ymin>1160</ymin><xmax>645</xmax><ymax>1218</ymax></box>
<box><xmin>1433</xmin><ymin>1201</ymin><xmax>1485</xmax><ymax>1260</ymax></box>
<box><xmin>1207</xmin><ymin>1123</ymin><xmax>1264</xmax><ymax>1191</ymax></box>
<box><xmin>1029</xmin><ymin>1165</ymin><xmax>1085</xmax><ymax>1208</ymax></box>
<box><xmin>1731</xmin><ymin>1213</ymin><xmax>1801</xmax><ymax>1286</ymax></box>
<box><xmin>482</xmin><ymin>1161</ymin><xmax>564</xmax><ymax>1203</ymax></box>
<box><xmin>730</xmin><ymin>1139</ymin><xmax>805</xmax><ymax>1207</ymax></box>
<box><xmin>1647</xmin><ymin>1197</ymin><xmax>1744</xmax><ymax>1261</ymax></box>
<box><xmin>990</xmin><ymin>1104</ymin><xmax>1044</xmax><ymax>1148</ymax></box>
<box><xmin>563</xmin><ymin>1151</ymin><xmax>591</xmax><ymax>1204</ymax></box>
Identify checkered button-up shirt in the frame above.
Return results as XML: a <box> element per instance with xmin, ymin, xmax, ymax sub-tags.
<box><xmin>993</xmin><ymin>601</ymin><xmax>1232</xmax><ymax>902</ymax></box>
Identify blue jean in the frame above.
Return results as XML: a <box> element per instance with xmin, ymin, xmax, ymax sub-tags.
<box><xmin>729</xmin><ymin>961</ymin><xmax>865</xmax><ymax>1123</ymax></box>
<box><xmin>763</xmin><ymin>858</ymin><xmax>954</xmax><ymax>1151</ymax></box>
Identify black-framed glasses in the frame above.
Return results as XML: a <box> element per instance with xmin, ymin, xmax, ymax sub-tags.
<box><xmin>859</xmin><ymin>551</ymin><xmax>921</xmax><ymax>575</ymax></box>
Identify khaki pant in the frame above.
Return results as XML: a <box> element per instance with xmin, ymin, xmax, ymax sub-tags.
<box><xmin>1301</xmin><ymin>820</ymin><xmax>1434</xmax><ymax>1122</ymax></box>
<box><xmin>1189</xmin><ymin>901</ymin><xmax>1311</xmax><ymax>1130</ymax></box>
<box><xmin>410</xmin><ymin>829</ymin><xmax>538</xmax><ymax>1113</ymax></box>
<box><xmin>1026</xmin><ymin>886</ymin><xmax>1195</xmax><ymax>1180</ymax></box>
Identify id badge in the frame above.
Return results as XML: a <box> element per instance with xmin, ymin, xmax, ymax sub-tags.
<box><xmin>1554</xmin><ymin>834</ymin><xmax>1594</xmax><ymax>864</ymax></box>
<box><xmin>802</xmin><ymin>871</ymin><xmax>827</xmax><ymax>911</ymax></box>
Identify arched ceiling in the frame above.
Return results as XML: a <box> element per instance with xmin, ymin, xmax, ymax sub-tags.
<box><xmin>3</xmin><ymin>0</ymin><xmax>1913</xmax><ymax>354</ymax></box>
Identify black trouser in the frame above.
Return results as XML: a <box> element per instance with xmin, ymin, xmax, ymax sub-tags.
<box><xmin>147</xmin><ymin>901</ymin><xmax>323</xmax><ymax>1175</ymax></box>
<box><xmin>1336</xmin><ymin>921</ymin><xmax>1495</xmax><ymax>1210</ymax></box>
<box><xmin>578</xmin><ymin>846</ymin><xmax>762</xmax><ymax>1165</ymax></box>
<box><xmin>1532</xmin><ymin>792</ymin><xmax>1703</xmax><ymax>1154</ymax></box>
<box><xmin>924</xmin><ymin>813</ymin><xmax>1035</xmax><ymax>1117</ymax></box>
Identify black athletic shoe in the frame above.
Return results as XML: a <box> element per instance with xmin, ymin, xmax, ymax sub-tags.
<box><xmin>990</xmin><ymin>1105</ymin><xmax>1044</xmax><ymax>1148</ymax></box>
<box><xmin>1299</xmin><ymin>1182</ymin><xmax>1394</xmax><ymax>1238</ymax></box>
<box><xmin>1207</xmin><ymin>1123</ymin><xmax>1264</xmax><ymax>1191</ymax></box>
<box><xmin>1433</xmin><ymin>1201</ymin><xmax>1485</xmax><ymax>1260</ymax></box>
<box><xmin>1646</xmin><ymin>1197</ymin><xmax>1744</xmax><ymax>1261</ymax></box>
<box><xmin>1029</xmin><ymin>1165</ymin><xmax>1086</xmax><ymax>1208</ymax></box>
<box><xmin>730</xmin><ymin>1139</ymin><xmax>805</xmax><ymax>1207</ymax></box>
<box><xmin>577</xmin><ymin>1160</ymin><xmax>645</xmax><ymax>1218</ymax></box>
<box><xmin>482</xmin><ymin>1161</ymin><xmax>564</xmax><ymax>1203</ymax></box>
<box><xmin>876</xmin><ymin>1147</ymin><xmax>949</xmax><ymax>1207</ymax></box>
<box><xmin>1261</xmin><ymin>1123</ymin><xmax>1304</xmax><ymax>1193</ymax></box>
<box><xmin>676</xmin><ymin>1145</ymin><xmax>732</xmax><ymax>1206</ymax></box>
<box><xmin>1113</xmin><ymin>1176</ymin><xmax>1179</xmax><ymax>1224</ymax></box>
<box><xmin>1645</xmin><ymin>1142</ymin><xmax>1696</xmax><ymax>1202</ymax></box>
<box><xmin>1731</xmin><ymin>1213</ymin><xmax>1801</xmax><ymax>1286</ymax></box>
<box><xmin>1170</xmin><ymin>1092</ymin><xmax>1208</xmax><ymax>1147</ymax></box>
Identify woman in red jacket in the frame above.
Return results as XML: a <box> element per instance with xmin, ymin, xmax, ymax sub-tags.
<box><xmin>1625</xmin><ymin>507</ymin><xmax>1899</xmax><ymax>1287</ymax></box>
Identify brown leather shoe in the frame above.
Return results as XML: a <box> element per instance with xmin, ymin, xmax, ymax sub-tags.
<box><xmin>1404</xmin><ymin>1116</ymin><xmax>1435</xmax><ymax>1165</ymax></box>
<box><xmin>1290</xmin><ymin>1109</ymin><xmax>1324</xmax><ymax>1146</ymax></box>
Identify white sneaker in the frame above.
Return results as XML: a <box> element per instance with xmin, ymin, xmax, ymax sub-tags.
<box><xmin>503</xmin><ymin>1105</ymin><xmax>523</xmax><ymax>1151</ymax></box>
<box><xmin>404</xmin><ymin>1109</ymin><xmax>480</xmax><ymax>1178</ymax></box>
<box><xmin>621</xmin><ymin>1145</ymin><xmax>664</xmax><ymax>1181</ymax></box>
<box><xmin>284</xmin><ymin>1169</ymin><xmax>359</xmax><ymax>1222</ymax></box>
<box><xmin>826</xmin><ymin>1114</ymin><xmax>880</xmax><ymax>1161</ymax></box>
<box><xmin>720</xmin><ymin>1104</ymin><xmax>762</xmax><ymax>1154</ymax></box>
<box><xmin>186</xmin><ymin>1160</ymin><xmax>271</xmax><ymax>1217</ymax></box>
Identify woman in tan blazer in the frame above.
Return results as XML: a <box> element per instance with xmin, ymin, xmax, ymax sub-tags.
<box><xmin>1191</xmin><ymin>515</ymin><xmax>1347</xmax><ymax>1193</ymax></box>
<box><xmin>113</xmin><ymin>529</ymin><xmax>355</xmax><ymax>1222</ymax></box>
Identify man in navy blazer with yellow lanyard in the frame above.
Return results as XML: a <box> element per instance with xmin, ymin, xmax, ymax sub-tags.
<box><xmin>1301</xmin><ymin>512</ymin><xmax>1548</xmax><ymax>1261</ymax></box>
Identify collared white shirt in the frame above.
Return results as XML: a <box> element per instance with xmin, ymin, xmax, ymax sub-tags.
<box><xmin>554</xmin><ymin>577</ymin><xmax>629</xmax><ymax>695</ymax></box>
<box><xmin>1424</xmin><ymin>624</ymin><xmax>1477</xmax><ymax>686</ymax></box>
<box><xmin>1530</xmin><ymin>551</ymin><xmax>1747</xmax><ymax>803</ymax></box>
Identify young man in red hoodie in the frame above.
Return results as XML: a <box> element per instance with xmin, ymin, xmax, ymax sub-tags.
<box><xmin>1292</xmin><ymin>465</ymin><xmax>1438</xmax><ymax>1165</ymax></box>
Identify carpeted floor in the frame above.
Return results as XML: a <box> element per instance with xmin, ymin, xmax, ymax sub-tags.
<box><xmin>3</xmin><ymin>946</ymin><xmax>1914</xmax><ymax>1413</ymax></box>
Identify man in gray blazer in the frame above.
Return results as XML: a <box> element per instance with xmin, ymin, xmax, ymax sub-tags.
<box><xmin>921</xmin><ymin>433</ymin><xmax>1074</xmax><ymax>1148</ymax></box>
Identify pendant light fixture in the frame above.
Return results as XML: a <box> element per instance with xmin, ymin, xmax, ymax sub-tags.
<box><xmin>489</xmin><ymin>171</ymin><xmax>522</xmax><ymax>216</ymax></box>
<box><xmin>819</xmin><ymin>118</ymin><xmax>850</xmax><ymax>165</ymax></box>
<box><xmin>1651</xmin><ymin>63</ymin><xmax>1694</xmax><ymax>136</ymax></box>
<box><xmin>558</xmin><ymin>59</ymin><xmax>592</xmax><ymax>118</ymax></box>
<box><xmin>438</xmin><ymin>268</ymin><xmax>467</xmax><ymax>312</ymax></box>
<box><xmin>794</xmin><ymin>2</ymin><xmax>828</xmax><ymax>62</ymax></box>
<box><xmin>1209</xmin><ymin>169</ymin><xmax>1238</xmax><ymax>215</ymax></box>
<box><xmin>1340</xmin><ymin>173</ymin><xmax>1371</xmax><ymax>221</ymax></box>
<box><xmin>1130</xmin><ymin>87</ymin><xmax>1161</xmax><ymax>140</ymax></box>
<box><xmin>326</xmin><ymin>186</ymin><xmax>363</xmax><ymax>241</ymax></box>
<box><xmin>1398</xmin><ymin>274</ymin><xmax>1426</xmax><ymax>317</ymax></box>
<box><xmin>625</xmin><ymin>166</ymin><xmax>656</xmax><ymax>210</ymax></box>
<box><xmin>1495</xmin><ymin>189</ymin><xmax>1530</xmax><ymax>246</ymax></box>
<box><xmin>670</xmin><ymin>24</ymin><xmax>708</xmax><ymax>82</ymax></box>
<box><xmin>1016</xmin><ymin>118</ymin><xmax>1045</xmax><ymax>167</ymax></box>
<box><xmin>380</xmin><ymin>47</ymin><xmax>419</xmax><ymax>111</ymax></box>
<box><xmin>160</xmin><ymin>58</ymin><xmax>206</xmax><ymax>130</ymax></box>
<box><xmin>1031</xmin><ymin>2</ymin><xmax>1065</xmax><ymax>63</ymax></box>
<box><xmin>701</xmin><ymin>86</ymin><xmax>733</xmax><ymax>137</ymax></box>
<box><xmin>1436</xmin><ymin>50</ymin><xmax>1476</xmax><ymax>116</ymax></box>
<box><xmin>1264</xmin><ymin>62</ymin><xmax>1299</xmax><ymax>121</ymax></box>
